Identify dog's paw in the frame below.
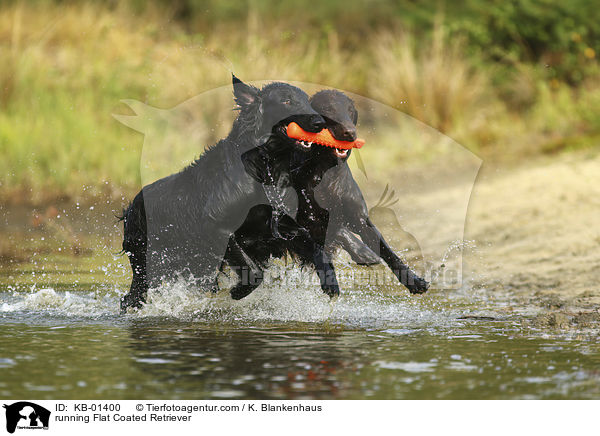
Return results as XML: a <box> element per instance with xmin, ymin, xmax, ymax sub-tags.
<box><xmin>230</xmin><ymin>285</ymin><xmax>255</xmax><ymax>300</ymax></box>
<box><xmin>321</xmin><ymin>283</ymin><xmax>340</xmax><ymax>298</ymax></box>
<box><xmin>407</xmin><ymin>277</ymin><xmax>429</xmax><ymax>295</ymax></box>
<box><xmin>119</xmin><ymin>294</ymin><xmax>144</xmax><ymax>314</ymax></box>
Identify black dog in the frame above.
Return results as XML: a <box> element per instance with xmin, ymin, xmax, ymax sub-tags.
<box><xmin>221</xmin><ymin>118</ymin><xmax>352</xmax><ymax>299</ymax></box>
<box><xmin>221</xmin><ymin>89</ymin><xmax>429</xmax><ymax>300</ymax></box>
<box><xmin>309</xmin><ymin>90</ymin><xmax>380</xmax><ymax>266</ymax></box>
<box><xmin>309</xmin><ymin>90</ymin><xmax>428</xmax><ymax>293</ymax></box>
<box><xmin>119</xmin><ymin>76</ymin><xmax>326</xmax><ymax>312</ymax></box>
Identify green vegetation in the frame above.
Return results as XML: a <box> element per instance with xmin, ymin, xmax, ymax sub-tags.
<box><xmin>0</xmin><ymin>0</ymin><xmax>599</xmax><ymax>203</ymax></box>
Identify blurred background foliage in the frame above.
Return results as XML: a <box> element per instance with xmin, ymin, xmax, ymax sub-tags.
<box><xmin>0</xmin><ymin>0</ymin><xmax>599</xmax><ymax>203</ymax></box>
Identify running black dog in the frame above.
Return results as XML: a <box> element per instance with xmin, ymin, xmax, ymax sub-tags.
<box><xmin>222</xmin><ymin>89</ymin><xmax>429</xmax><ymax>300</ymax></box>
<box><xmin>310</xmin><ymin>90</ymin><xmax>429</xmax><ymax>293</ymax></box>
<box><xmin>222</xmin><ymin>114</ymin><xmax>352</xmax><ymax>299</ymax></box>
<box><xmin>309</xmin><ymin>89</ymin><xmax>381</xmax><ymax>266</ymax></box>
<box><xmin>119</xmin><ymin>76</ymin><xmax>327</xmax><ymax>312</ymax></box>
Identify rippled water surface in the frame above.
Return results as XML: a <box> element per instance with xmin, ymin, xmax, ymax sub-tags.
<box><xmin>1</xmin><ymin>274</ymin><xmax>599</xmax><ymax>399</ymax></box>
<box><xmin>1</xmin><ymin>203</ymin><xmax>598</xmax><ymax>399</ymax></box>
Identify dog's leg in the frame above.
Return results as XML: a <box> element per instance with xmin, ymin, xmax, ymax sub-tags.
<box><xmin>312</xmin><ymin>245</ymin><xmax>340</xmax><ymax>298</ymax></box>
<box><xmin>349</xmin><ymin>216</ymin><xmax>429</xmax><ymax>294</ymax></box>
<box><xmin>225</xmin><ymin>237</ymin><xmax>264</xmax><ymax>300</ymax></box>
<box><xmin>120</xmin><ymin>247</ymin><xmax>148</xmax><ymax>313</ymax></box>
<box><xmin>120</xmin><ymin>195</ymin><xmax>150</xmax><ymax>313</ymax></box>
<box><xmin>334</xmin><ymin>227</ymin><xmax>381</xmax><ymax>266</ymax></box>
<box><xmin>286</xmin><ymin>224</ymin><xmax>340</xmax><ymax>298</ymax></box>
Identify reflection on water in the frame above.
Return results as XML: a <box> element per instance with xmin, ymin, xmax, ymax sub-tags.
<box><xmin>1</xmin><ymin>285</ymin><xmax>599</xmax><ymax>400</ymax></box>
<box><xmin>0</xmin><ymin>234</ymin><xmax>598</xmax><ymax>400</ymax></box>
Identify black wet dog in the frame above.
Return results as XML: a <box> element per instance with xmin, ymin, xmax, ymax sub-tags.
<box><xmin>222</xmin><ymin>89</ymin><xmax>429</xmax><ymax>300</ymax></box>
<box><xmin>309</xmin><ymin>90</ymin><xmax>429</xmax><ymax>293</ymax></box>
<box><xmin>222</xmin><ymin>116</ymin><xmax>352</xmax><ymax>299</ymax></box>
<box><xmin>309</xmin><ymin>90</ymin><xmax>381</xmax><ymax>266</ymax></box>
<box><xmin>119</xmin><ymin>76</ymin><xmax>326</xmax><ymax>312</ymax></box>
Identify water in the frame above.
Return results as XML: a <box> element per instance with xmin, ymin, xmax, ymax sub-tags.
<box><xmin>1</xmin><ymin>268</ymin><xmax>599</xmax><ymax>400</ymax></box>
<box><xmin>1</xmin><ymin>203</ymin><xmax>598</xmax><ymax>399</ymax></box>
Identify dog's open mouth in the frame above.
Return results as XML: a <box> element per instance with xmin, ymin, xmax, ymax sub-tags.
<box><xmin>293</xmin><ymin>138</ymin><xmax>347</xmax><ymax>156</ymax></box>
<box><xmin>333</xmin><ymin>148</ymin><xmax>348</xmax><ymax>158</ymax></box>
<box><xmin>296</xmin><ymin>139</ymin><xmax>313</xmax><ymax>149</ymax></box>
<box><xmin>286</xmin><ymin>122</ymin><xmax>364</xmax><ymax>156</ymax></box>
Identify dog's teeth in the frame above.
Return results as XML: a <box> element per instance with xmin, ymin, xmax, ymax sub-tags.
<box><xmin>307</xmin><ymin>142</ymin><xmax>313</xmax><ymax>146</ymax></box>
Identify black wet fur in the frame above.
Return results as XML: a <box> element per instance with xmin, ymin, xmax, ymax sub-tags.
<box><xmin>222</xmin><ymin>89</ymin><xmax>429</xmax><ymax>300</ymax></box>
<box><xmin>119</xmin><ymin>75</ymin><xmax>326</xmax><ymax>312</ymax></box>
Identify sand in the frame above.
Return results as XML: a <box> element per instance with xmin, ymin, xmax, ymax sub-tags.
<box><xmin>466</xmin><ymin>151</ymin><xmax>600</xmax><ymax>307</ymax></box>
<box><xmin>359</xmin><ymin>149</ymin><xmax>600</xmax><ymax>328</ymax></box>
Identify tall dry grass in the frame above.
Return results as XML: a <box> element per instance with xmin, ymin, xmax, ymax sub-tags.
<box><xmin>0</xmin><ymin>2</ymin><xmax>598</xmax><ymax>203</ymax></box>
<box><xmin>369</xmin><ymin>24</ymin><xmax>509</xmax><ymax>151</ymax></box>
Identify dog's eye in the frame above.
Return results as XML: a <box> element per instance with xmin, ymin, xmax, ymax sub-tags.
<box><xmin>283</xmin><ymin>99</ymin><xmax>292</xmax><ymax>105</ymax></box>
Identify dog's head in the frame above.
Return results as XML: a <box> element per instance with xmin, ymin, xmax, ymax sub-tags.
<box><xmin>279</xmin><ymin>90</ymin><xmax>360</xmax><ymax>185</ymax></box>
<box><xmin>311</xmin><ymin>89</ymin><xmax>358</xmax><ymax>140</ymax></box>
<box><xmin>309</xmin><ymin>89</ymin><xmax>358</xmax><ymax>160</ymax></box>
<box><xmin>274</xmin><ymin>89</ymin><xmax>359</xmax><ymax>172</ymax></box>
<box><xmin>232</xmin><ymin>75</ymin><xmax>325</xmax><ymax>142</ymax></box>
<box><xmin>239</xmin><ymin>83</ymin><xmax>358</xmax><ymax>187</ymax></box>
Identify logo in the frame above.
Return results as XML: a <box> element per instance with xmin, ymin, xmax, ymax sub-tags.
<box><xmin>114</xmin><ymin>82</ymin><xmax>481</xmax><ymax>291</ymax></box>
<box><xmin>3</xmin><ymin>402</ymin><xmax>50</xmax><ymax>434</ymax></box>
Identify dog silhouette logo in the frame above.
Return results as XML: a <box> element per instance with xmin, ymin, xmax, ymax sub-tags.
<box><xmin>3</xmin><ymin>402</ymin><xmax>50</xmax><ymax>433</ymax></box>
<box><xmin>369</xmin><ymin>184</ymin><xmax>425</xmax><ymax>274</ymax></box>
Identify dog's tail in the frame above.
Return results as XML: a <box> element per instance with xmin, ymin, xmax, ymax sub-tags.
<box><xmin>118</xmin><ymin>196</ymin><xmax>148</xmax><ymax>258</ymax></box>
<box><xmin>115</xmin><ymin>203</ymin><xmax>133</xmax><ymax>255</ymax></box>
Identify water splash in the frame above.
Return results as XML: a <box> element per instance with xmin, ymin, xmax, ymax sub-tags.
<box><xmin>427</xmin><ymin>239</ymin><xmax>478</xmax><ymax>287</ymax></box>
<box><xmin>1</xmin><ymin>288</ymin><xmax>120</xmax><ymax>318</ymax></box>
<box><xmin>1</xmin><ymin>260</ymin><xmax>461</xmax><ymax>329</ymax></box>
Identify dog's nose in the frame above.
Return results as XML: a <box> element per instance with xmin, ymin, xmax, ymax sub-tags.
<box><xmin>341</xmin><ymin>127</ymin><xmax>357</xmax><ymax>141</ymax></box>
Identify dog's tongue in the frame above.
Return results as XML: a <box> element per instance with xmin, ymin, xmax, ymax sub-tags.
<box><xmin>286</xmin><ymin>122</ymin><xmax>365</xmax><ymax>149</ymax></box>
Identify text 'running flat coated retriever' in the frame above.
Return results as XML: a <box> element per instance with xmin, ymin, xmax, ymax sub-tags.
<box><xmin>119</xmin><ymin>76</ymin><xmax>428</xmax><ymax>312</ymax></box>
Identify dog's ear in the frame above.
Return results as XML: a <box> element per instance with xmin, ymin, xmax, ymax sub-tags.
<box><xmin>232</xmin><ymin>74</ymin><xmax>259</xmax><ymax>108</ymax></box>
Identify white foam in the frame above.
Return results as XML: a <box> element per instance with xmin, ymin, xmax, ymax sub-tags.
<box><xmin>374</xmin><ymin>361</ymin><xmax>438</xmax><ymax>372</ymax></box>
<box><xmin>1</xmin><ymin>287</ymin><xmax>120</xmax><ymax>318</ymax></box>
<box><xmin>1</xmin><ymin>261</ymin><xmax>459</xmax><ymax>328</ymax></box>
<box><xmin>128</xmin><ymin>261</ymin><xmax>455</xmax><ymax>327</ymax></box>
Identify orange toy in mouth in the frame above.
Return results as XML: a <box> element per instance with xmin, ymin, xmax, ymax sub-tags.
<box><xmin>286</xmin><ymin>122</ymin><xmax>365</xmax><ymax>150</ymax></box>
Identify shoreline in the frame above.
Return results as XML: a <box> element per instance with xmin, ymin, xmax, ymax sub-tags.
<box><xmin>1</xmin><ymin>149</ymin><xmax>599</xmax><ymax>332</ymax></box>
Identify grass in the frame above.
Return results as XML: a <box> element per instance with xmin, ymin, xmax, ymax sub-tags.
<box><xmin>370</xmin><ymin>23</ymin><xmax>495</xmax><ymax>134</ymax></box>
<box><xmin>0</xmin><ymin>1</ymin><xmax>599</xmax><ymax>204</ymax></box>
